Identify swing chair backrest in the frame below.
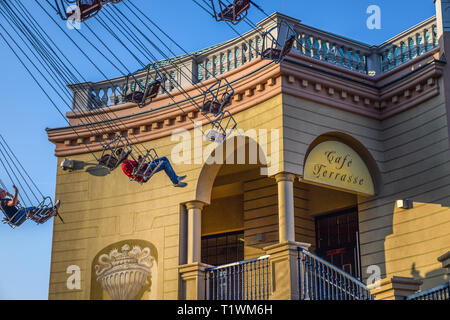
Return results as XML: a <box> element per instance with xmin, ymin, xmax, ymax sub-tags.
<box><xmin>215</xmin><ymin>0</ymin><xmax>251</xmax><ymax>24</ymax></box>
<box><xmin>206</xmin><ymin>110</ymin><xmax>237</xmax><ymax>143</ymax></box>
<box><xmin>145</xmin><ymin>80</ymin><xmax>162</xmax><ymax>100</ymax></box>
<box><xmin>27</xmin><ymin>197</ymin><xmax>55</xmax><ymax>225</ymax></box>
<box><xmin>139</xmin><ymin>80</ymin><xmax>162</xmax><ymax>107</ymax></box>
<box><xmin>124</xmin><ymin>69</ymin><xmax>163</xmax><ymax>107</ymax></box>
<box><xmin>279</xmin><ymin>35</ymin><xmax>296</xmax><ymax>61</ymax></box>
<box><xmin>131</xmin><ymin>148</ymin><xmax>160</xmax><ymax>183</ymax></box>
<box><xmin>0</xmin><ymin>198</ymin><xmax>27</xmax><ymax>228</ymax></box>
<box><xmin>99</xmin><ymin>135</ymin><xmax>133</xmax><ymax>170</ymax></box>
<box><xmin>262</xmin><ymin>22</ymin><xmax>297</xmax><ymax>63</ymax></box>
<box><xmin>63</xmin><ymin>0</ymin><xmax>102</xmax><ymax>22</ymax></box>
<box><xmin>201</xmin><ymin>79</ymin><xmax>234</xmax><ymax>115</ymax></box>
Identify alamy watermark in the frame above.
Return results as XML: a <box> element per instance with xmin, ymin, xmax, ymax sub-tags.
<box><xmin>366</xmin><ymin>5</ymin><xmax>381</xmax><ymax>30</ymax></box>
<box><xmin>366</xmin><ymin>264</ymin><xmax>381</xmax><ymax>289</ymax></box>
<box><xmin>66</xmin><ymin>265</ymin><xmax>81</xmax><ymax>290</ymax></box>
<box><xmin>66</xmin><ymin>5</ymin><xmax>81</xmax><ymax>30</ymax></box>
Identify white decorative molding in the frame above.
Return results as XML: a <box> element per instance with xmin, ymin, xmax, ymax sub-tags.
<box><xmin>95</xmin><ymin>244</ymin><xmax>153</xmax><ymax>300</ymax></box>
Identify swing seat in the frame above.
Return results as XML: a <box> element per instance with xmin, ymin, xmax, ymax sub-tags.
<box><xmin>261</xmin><ymin>35</ymin><xmax>296</xmax><ymax>63</ymax></box>
<box><xmin>1</xmin><ymin>204</ymin><xmax>28</xmax><ymax>228</ymax></box>
<box><xmin>130</xmin><ymin>148</ymin><xmax>162</xmax><ymax>184</ymax></box>
<box><xmin>145</xmin><ymin>80</ymin><xmax>162</xmax><ymax>100</ymax></box>
<box><xmin>131</xmin><ymin>161</ymin><xmax>163</xmax><ymax>184</ymax></box>
<box><xmin>99</xmin><ymin>135</ymin><xmax>133</xmax><ymax>170</ymax></box>
<box><xmin>205</xmin><ymin>110</ymin><xmax>237</xmax><ymax>144</ymax></box>
<box><xmin>1</xmin><ymin>211</ymin><xmax>27</xmax><ymax>228</ymax></box>
<box><xmin>125</xmin><ymin>80</ymin><xmax>162</xmax><ymax>107</ymax></box>
<box><xmin>65</xmin><ymin>0</ymin><xmax>102</xmax><ymax>22</ymax></box>
<box><xmin>98</xmin><ymin>148</ymin><xmax>132</xmax><ymax>170</ymax></box>
<box><xmin>205</xmin><ymin>129</ymin><xmax>226</xmax><ymax>144</ymax></box>
<box><xmin>201</xmin><ymin>100</ymin><xmax>222</xmax><ymax>115</ymax></box>
<box><xmin>26</xmin><ymin>197</ymin><xmax>57</xmax><ymax>225</ymax></box>
<box><xmin>201</xmin><ymin>78</ymin><xmax>234</xmax><ymax>115</ymax></box>
<box><xmin>218</xmin><ymin>0</ymin><xmax>251</xmax><ymax>23</ymax></box>
<box><xmin>28</xmin><ymin>208</ymin><xmax>57</xmax><ymax>225</ymax></box>
<box><xmin>261</xmin><ymin>48</ymin><xmax>282</xmax><ymax>61</ymax></box>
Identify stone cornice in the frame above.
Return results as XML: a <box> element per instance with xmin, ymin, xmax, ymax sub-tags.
<box><xmin>282</xmin><ymin>50</ymin><xmax>444</xmax><ymax>119</ymax></box>
<box><xmin>47</xmin><ymin>50</ymin><xmax>446</xmax><ymax>157</ymax></box>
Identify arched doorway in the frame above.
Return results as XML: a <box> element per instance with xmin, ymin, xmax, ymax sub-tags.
<box><xmin>298</xmin><ymin>132</ymin><xmax>381</xmax><ymax>279</ymax></box>
<box><xmin>196</xmin><ymin>134</ymin><xmax>275</xmax><ymax>265</ymax></box>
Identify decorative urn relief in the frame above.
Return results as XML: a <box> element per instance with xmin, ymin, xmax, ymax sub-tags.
<box><xmin>95</xmin><ymin>244</ymin><xmax>153</xmax><ymax>300</ymax></box>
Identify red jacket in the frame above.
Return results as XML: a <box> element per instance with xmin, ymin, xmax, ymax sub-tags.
<box><xmin>121</xmin><ymin>160</ymin><xmax>146</xmax><ymax>182</ymax></box>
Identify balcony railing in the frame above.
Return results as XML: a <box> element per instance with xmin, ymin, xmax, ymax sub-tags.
<box><xmin>406</xmin><ymin>282</ymin><xmax>450</xmax><ymax>300</ymax></box>
<box><xmin>68</xmin><ymin>15</ymin><xmax>439</xmax><ymax>112</ymax></box>
<box><xmin>291</xmin><ymin>24</ymin><xmax>372</xmax><ymax>75</ymax></box>
<box><xmin>204</xmin><ymin>255</ymin><xmax>270</xmax><ymax>300</ymax></box>
<box><xmin>297</xmin><ymin>247</ymin><xmax>373</xmax><ymax>300</ymax></box>
<box><xmin>378</xmin><ymin>16</ymin><xmax>438</xmax><ymax>73</ymax></box>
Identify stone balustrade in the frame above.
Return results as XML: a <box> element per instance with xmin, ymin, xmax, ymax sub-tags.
<box><xmin>377</xmin><ymin>16</ymin><xmax>438</xmax><ymax>74</ymax></box>
<box><xmin>68</xmin><ymin>13</ymin><xmax>440</xmax><ymax>112</ymax></box>
<box><xmin>291</xmin><ymin>23</ymin><xmax>373</xmax><ymax>74</ymax></box>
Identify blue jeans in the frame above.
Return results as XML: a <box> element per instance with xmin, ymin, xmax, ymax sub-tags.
<box><xmin>6</xmin><ymin>207</ymin><xmax>32</xmax><ymax>226</ymax></box>
<box><xmin>150</xmin><ymin>157</ymin><xmax>179</xmax><ymax>184</ymax></box>
<box><xmin>7</xmin><ymin>207</ymin><xmax>54</xmax><ymax>226</ymax></box>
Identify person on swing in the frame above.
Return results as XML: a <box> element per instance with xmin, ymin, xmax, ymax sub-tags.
<box><xmin>116</xmin><ymin>149</ymin><xmax>187</xmax><ymax>187</ymax></box>
<box><xmin>0</xmin><ymin>186</ymin><xmax>61</xmax><ymax>227</ymax></box>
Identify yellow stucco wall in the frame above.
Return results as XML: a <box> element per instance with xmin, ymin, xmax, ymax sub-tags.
<box><xmin>282</xmin><ymin>83</ymin><xmax>450</xmax><ymax>289</ymax></box>
<box><xmin>49</xmin><ymin>77</ymin><xmax>450</xmax><ymax>299</ymax></box>
<box><xmin>48</xmin><ymin>93</ymin><xmax>284</xmax><ymax>300</ymax></box>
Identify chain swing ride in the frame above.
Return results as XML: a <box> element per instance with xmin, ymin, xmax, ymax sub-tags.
<box><xmin>0</xmin><ymin>0</ymin><xmax>303</xmax><ymax>228</ymax></box>
<box><xmin>0</xmin><ymin>135</ymin><xmax>63</xmax><ymax>228</ymax></box>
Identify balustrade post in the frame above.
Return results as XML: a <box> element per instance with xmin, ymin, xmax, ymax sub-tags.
<box><xmin>178</xmin><ymin>263</ymin><xmax>213</xmax><ymax>300</ymax></box>
<box><xmin>368</xmin><ymin>276</ymin><xmax>422</xmax><ymax>300</ymax></box>
<box><xmin>68</xmin><ymin>82</ymin><xmax>93</xmax><ymax>112</ymax></box>
<box><xmin>264</xmin><ymin>241</ymin><xmax>311</xmax><ymax>300</ymax></box>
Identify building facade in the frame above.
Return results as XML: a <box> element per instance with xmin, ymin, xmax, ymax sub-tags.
<box><xmin>47</xmin><ymin>2</ymin><xmax>450</xmax><ymax>300</ymax></box>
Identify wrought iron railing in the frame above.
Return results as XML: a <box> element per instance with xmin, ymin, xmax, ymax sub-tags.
<box><xmin>297</xmin><ymin>247</ymin><xmax>373</xmax><ymax>300</ymax></box>
<box><xmin>204</xmin><ymin>255</ymin><xmax>270</xmax><ymax>300</ymax></box>
<box><xmin>406</xmin><ymin>282</ymin><xmax>450</xmax><ymax>300</ymax></box>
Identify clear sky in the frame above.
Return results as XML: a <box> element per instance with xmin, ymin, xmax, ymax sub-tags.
<box><xmin>0</xmin><ymin>0</ymin><xmax>436</xmax><ymax>300</ymax></box>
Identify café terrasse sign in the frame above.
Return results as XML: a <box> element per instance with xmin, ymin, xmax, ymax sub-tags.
<box><xmin>303</xmin><ymin>141</ymin><xmax>375</xmax><ymax>196</ymax></box>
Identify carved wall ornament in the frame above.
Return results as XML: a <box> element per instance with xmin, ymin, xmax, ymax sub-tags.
<box><xmin>95</xmin><ymin>244</ymin><xmax>153</xmax><ymax>300</ymax></box>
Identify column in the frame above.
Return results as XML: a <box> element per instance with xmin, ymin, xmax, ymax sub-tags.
<box><xmin>178</xmin><ymin>200</ymin><xmax>211</xmax><ymax>300</ymax></box>
<box><xmin>186</xmin><ymin>201</ymin><xmax>205</xmax><ymax>264</ymax></box>
<box><xmin>275</xmin><ymin>172</ymin><xmax>296</xmax><ymax>243</ymax></box>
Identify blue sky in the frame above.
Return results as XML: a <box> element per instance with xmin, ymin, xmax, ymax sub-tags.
<box><xmin>0</xmin><ymin>0</ymin><xmax>436</xmax><ymax>300</ymax></box>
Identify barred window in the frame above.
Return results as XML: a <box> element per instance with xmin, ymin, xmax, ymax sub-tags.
<box><xmin>201</xmin><ymin>231</ymin><xmax>244</xmax><ymax>266</ymax></box>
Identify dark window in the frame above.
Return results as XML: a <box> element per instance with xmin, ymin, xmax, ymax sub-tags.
<box><xmin>201</xmin><ymin>231</ymin><xmax>244</xmax><ymax>266</ymax></box>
